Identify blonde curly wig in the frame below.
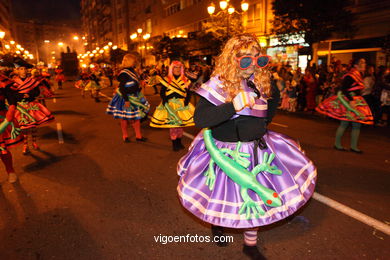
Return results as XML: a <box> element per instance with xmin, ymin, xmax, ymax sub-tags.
<box><xmin>212</xmin><ymin>34</ymin><xmax>272</xmax><ymax>101</ymax></box>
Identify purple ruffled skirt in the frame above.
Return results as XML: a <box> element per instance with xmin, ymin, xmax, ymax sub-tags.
<box><xmin>177</xmin><ymin>130</ymin><xmax>317</xmax><ymax>229</ymax></box>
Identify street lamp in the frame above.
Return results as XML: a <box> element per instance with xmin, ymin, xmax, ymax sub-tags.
<box><xmin>130</xmin><ymin>33</ymin><xmax>137</xmax><ymax>40</ymax></box>
<box><xmin>137</xmin><ymin>28</ymin><xmax>143</xmax><ymax>34</ymax></box>
<box><xmin>143</xmin><ymin>34</ymin><xmax>151</xmax><ymax>40</ymax></box>
<box><xmin>0</xmin><ymin>31</ymin><xmax>5</xmax><ymax>39</ymax></box>
<box><xmin>241</xmin><ymin>1</ymin><xmax>249</xmax><ymax>12</ymax></box>
<box><xmin>207</xmin><ymin>3</ymin><xmax>216</xmax><ymax>15</ymax></box>
<box><xmin>207</xmin><ymin>0</ymin><xmax>249</xmax><ymax>36</ymax></box>
<box><xmin>219</xmin><ymin>0</ymin><xmax>228</xmax><ymax>10</ymax></box>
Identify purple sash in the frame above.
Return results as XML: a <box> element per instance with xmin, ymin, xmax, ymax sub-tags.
<box><xmin>197</xmin><ymin>76</ymin><xmax>268</xmax><ymax>118</ymax></box>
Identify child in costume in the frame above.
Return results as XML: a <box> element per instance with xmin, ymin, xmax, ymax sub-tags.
<box><xmin>177</xmin><ymin>35</ymin><xmax>317</xmax><ymax>259</ymax></box>
<box><xmin>12</xmin><ymin>62</ymin><xmax>55</xmax><ymax>154</ymax></box>
<box><xmin>316</xmin><ymin>58</ymin><xmax>373</xmax><ymax>153</ymax></box>
<box><xmin>76</xmin><ymin>69</ymin><xmax>101</xmax><ymax>102</ymax></box>
<box><xmin>106</xmin><ymin>54</ymin><xmax>149</xmax><ymax>142</ymax></box>
<box><xmin>54</xmin><ymin>66</ymin><xmax>65</xmax><ymax>89</ymax></box>
<box><xmin>0</xmin><ymin>73</ymin><xmax>23</xmax><ymax>183</ymax></box>
<box><xmin>150</xmin><ymin>61</ymin><xmax>195</xmax><ymax>151</ymax></box>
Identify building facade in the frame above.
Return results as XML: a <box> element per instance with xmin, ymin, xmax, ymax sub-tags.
<box><xmin>0</xmin><ymin>0</ymin><xmax>14</xmax><ymax>40</ymax></box>
<box><xmin>317</xmin><ymin>0</ymin><xmax>390</xmax><ymax>67</ymax></box>
<box><xmin>14</xmin><ymin>20</ymin><xmax>82</xmax><ymax>65</ymax></box>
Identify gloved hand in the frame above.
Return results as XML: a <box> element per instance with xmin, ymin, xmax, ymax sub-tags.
<box><xmin>232</xmin><ymin>91</ymin><xmax>256</xmax><ymax>112</ymax></box>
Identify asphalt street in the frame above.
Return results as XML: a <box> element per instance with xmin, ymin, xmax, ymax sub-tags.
<box><xmin>0</xmin><ymin>81</ymin><xmax>389</xmax><ymax>260</ymax></box>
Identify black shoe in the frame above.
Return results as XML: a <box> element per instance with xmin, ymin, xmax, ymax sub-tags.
<box><xmin>243</xmin><ymin>244</ymin><xmax>267</xmax><ymax>260</ymax></box>
<box><xmin>334</xmin><ymin>145</ymin><xmax>347</xmax><ymax>151</ymax></box>
<box><xmin>350</xmin><ymin>148</ymin><xmax>363</xmax><ymax>154</ymax></box>
<box><xmin>176</xmin><ymin>138</ymin><xmax>185</xmax><ymax>150</ymax></box>
<box><xmin>123</xmin><ymin>137</ymin><xmax>130</xmax><ymax>143</ymax></box>
<box><xmin>136</xmin><ymin>137</ymin><xmax>148</xmax><ymax>142</ymax></box>
<box><xmin>172</xmin><ymin>139</ymin><xmax>180</xmax><ymax>151</ymax></box>
<box><xmin>211</xmin><ymin>225</ymin><xmax>228</xmax><ymax>247</ymax></box>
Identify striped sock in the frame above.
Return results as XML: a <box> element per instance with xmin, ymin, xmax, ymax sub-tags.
<box><xmin>243</xmin><ymin>229</ymin><xmax>258</xmax><ymax>246</ymax></box>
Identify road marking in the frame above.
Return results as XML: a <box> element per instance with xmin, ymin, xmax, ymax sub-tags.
<box><xmin>271</xmin><ymin>122</ymin><xmax>288</xmax><ymax>128</ymax></box>
<box><xmin>183</xmin><ymin>130</ymin><xmax>390</xmax><ymax>235</ymax></box>
<box><xmin>53</xmin><ymin>98</ymin><xmax>57</xmax><ymax>103</ymax></box>
<box><xmin>313</xmin><ymin>192</ymin><xmax>390</xmax><ymax>235</ymax></box>
<box><xmin>56</xmin><ymin>123</ymin><xmax>64</xmax><ymax>144</ymax></box>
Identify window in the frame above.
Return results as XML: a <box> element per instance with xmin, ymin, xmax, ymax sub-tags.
<box><xmin>165</xmin><ymin>2</ymin><xmax>181</xmax><ymax>16</ymax></box>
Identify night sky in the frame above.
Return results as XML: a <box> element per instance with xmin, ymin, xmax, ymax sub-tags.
<box><xmin>12</xmin><ymin>0</ymin><xmax>81</xmax><ymax>25</ymax></box>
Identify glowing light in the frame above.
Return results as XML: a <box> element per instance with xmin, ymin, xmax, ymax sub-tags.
<box><xmin>241</xmin><ymin>1</ymin><xmax>249</xmax><ymax>12</ymax></box>
<box><xmin>219</xmin><ymin>0</ymin><xmax>228</xmax><ymax>10</ymax></box>
<box><xmin>84</xmin><ymin>42</ymin><xmax>88</xmax><ymax>46</ymax></box>
<box><xmin>143</xmin><ymin>33</ymin><xmax>150</xmax><ymax>40</ymax></box>
<box><xmin>108</xmin><ymin>42</ymin><xmax>113</xmax><ymax>46</ymax></box>
<box><xmin>73</xmin><ymin>36</ymin><xmax>79</xmax><ymax>40</ymax></box>
<box><xmin>10</xmin><ymin>41</ymin><xmax>15</xmax><ymax>45</ymax></box>
<box><xmin>16</xmin><ymin>50</ymin><xmax>21</xmax><ymax>54</ymax></box>
<box><xmin>103</xmin><ymin>45</ymin><xmax>109</xmax><ymax>50</ymax></box>
<box><xmin>137</xmin><ymin>28</ymin><xmax>143</xmax><ymax>34</ymax></box>
<box><xmin>89</xmin><ymin>53</ymin><xmax>94</xmax><ymax>57</ymax></box>
<box><xmin>51</xmin><ymin>51</ymin><xmax>56</xmax><ymax>54</ymax></box>
<box><xmin>207</xmin><ymin>3</ymin><xmax>215</xmax><ymax>15</ymax></box>
<box><xmin>112</xmin><ymin>45</ymin><xmax>118</xmax><ymax>50</ymax></box>
<box><xmin>99</xmin><ymin>49</ymin><xmax>104</xmax><ymax>53</ymax></box>
<box><xmin>82</xmin><ymin>64</ymin><xmax>87</xmax><ymax>68</ymax></box>
<box><xmin>130</xmin><ymin>33</ymin><xmax>137</xmax><ymax>40</ymax></box>
<box><xmin>92</xmin><ymin>50</ymin><xmax>97</xmax><ymax>54</ymax></box>
<box><xmin>82</xmin><ymin>36</ymin><xmax>86</xmax><ymax>40</ymax></box>
<box><xmin>0</xmin><ymin>31</ymin><xmax>5</xmax><ymax>39</ymax></box>
<box><xmin>90</xmin><ymin>64</ymin><xmax>95</xmax><ymax>68</ymax></box>
<box><xmin>228</xmin><ymin>7</ymin><xmax>235</xmax><ymax>14</ymax></box>
<box><xmin>16</xmin><ymin>44</ymin><xmax>21</xmax><ymax>49</ymax></box>
<box><xmin>58</xmin><ymin>42</ymin><xmax>64</xmax><ymax>46</ymax></box>
<box><xmin>4</xmin><ymin>44</ymin><xmax>10</xmax><ymax>49</ymax></box>
<box><xmin>44</xmin><ymin>40</ymin><xmax>50</xmax><ymax>43</ymax></box>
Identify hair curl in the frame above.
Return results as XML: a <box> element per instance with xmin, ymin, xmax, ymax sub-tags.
<box><xmin>212</xmin><ymin>34</ymin><xmax>272</xmax><ymax>101</ymax></box>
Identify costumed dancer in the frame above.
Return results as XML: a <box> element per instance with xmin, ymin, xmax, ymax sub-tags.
<box><xmin>88</xmin><ymin>65</ymin><xmax>102</xmax><ymax>102</ymax></box>
<box><xmin>106</xmin><ymin>53</ymin><xmax>149</xmax><ymax>143</ymax></box>
<box><xmin>0</xmin><ymin>73</ymin><xmax>24</xmax><ymax>183</ymax></box>
<box><xmin>177</xmin><ymin>35</ymin><xmax>317</xmax><ymax>259</ymax></box>
<box><xmin>12</xmin><ymin>61</ymin><xmax>55</xmax><ymax>154</ymax></box>
<box><xmin>76</xmin><ymin>69</ymin><xmax>101</xmax><ymax>102</ymax></box>
<box><xmin>55</xmin><ymin>66</ymin><xmax>65</xmax><ymax>89</ymax></box>
<box><xmin>150</xmin><ymin>61</ymin><xmax>195</xmax><ymax>151</ymax></box>
<box><xmin>316</xmin><ymin>58</ymin><xmax>373</xmax><ymax>153</ymax></box>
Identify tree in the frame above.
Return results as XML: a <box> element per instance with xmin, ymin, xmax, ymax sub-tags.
<box><xmin>272</xmin><ymin>0</ymin><xmax>356</xmax><ymax>64</ymax></box>
<box><xmin>152</xmin><ymin>36</ymin><xmax>190</xmax><ymax>61</ymax></box>
<box><xmin>202</xmin><ymin>12</ymin><xmax>244</xmax><ymax>44</ymax></box>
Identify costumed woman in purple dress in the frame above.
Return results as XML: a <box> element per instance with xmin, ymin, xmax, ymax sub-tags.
<box><xmin>177</xmin><ymin>34</ymin><xmax>317</xmax><ymax>259</ymax></box>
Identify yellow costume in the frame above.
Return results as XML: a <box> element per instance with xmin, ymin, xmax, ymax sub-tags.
<box><xmin>150</xmin><ymin>76</ymin><xmax>195</xmax><ymax>128</ymax></box>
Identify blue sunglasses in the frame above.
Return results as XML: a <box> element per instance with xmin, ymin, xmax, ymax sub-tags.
<box><xmin>235</xmin><ymin>55</ymin><xmax>271</xmax><ymax>70</ymax></box>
